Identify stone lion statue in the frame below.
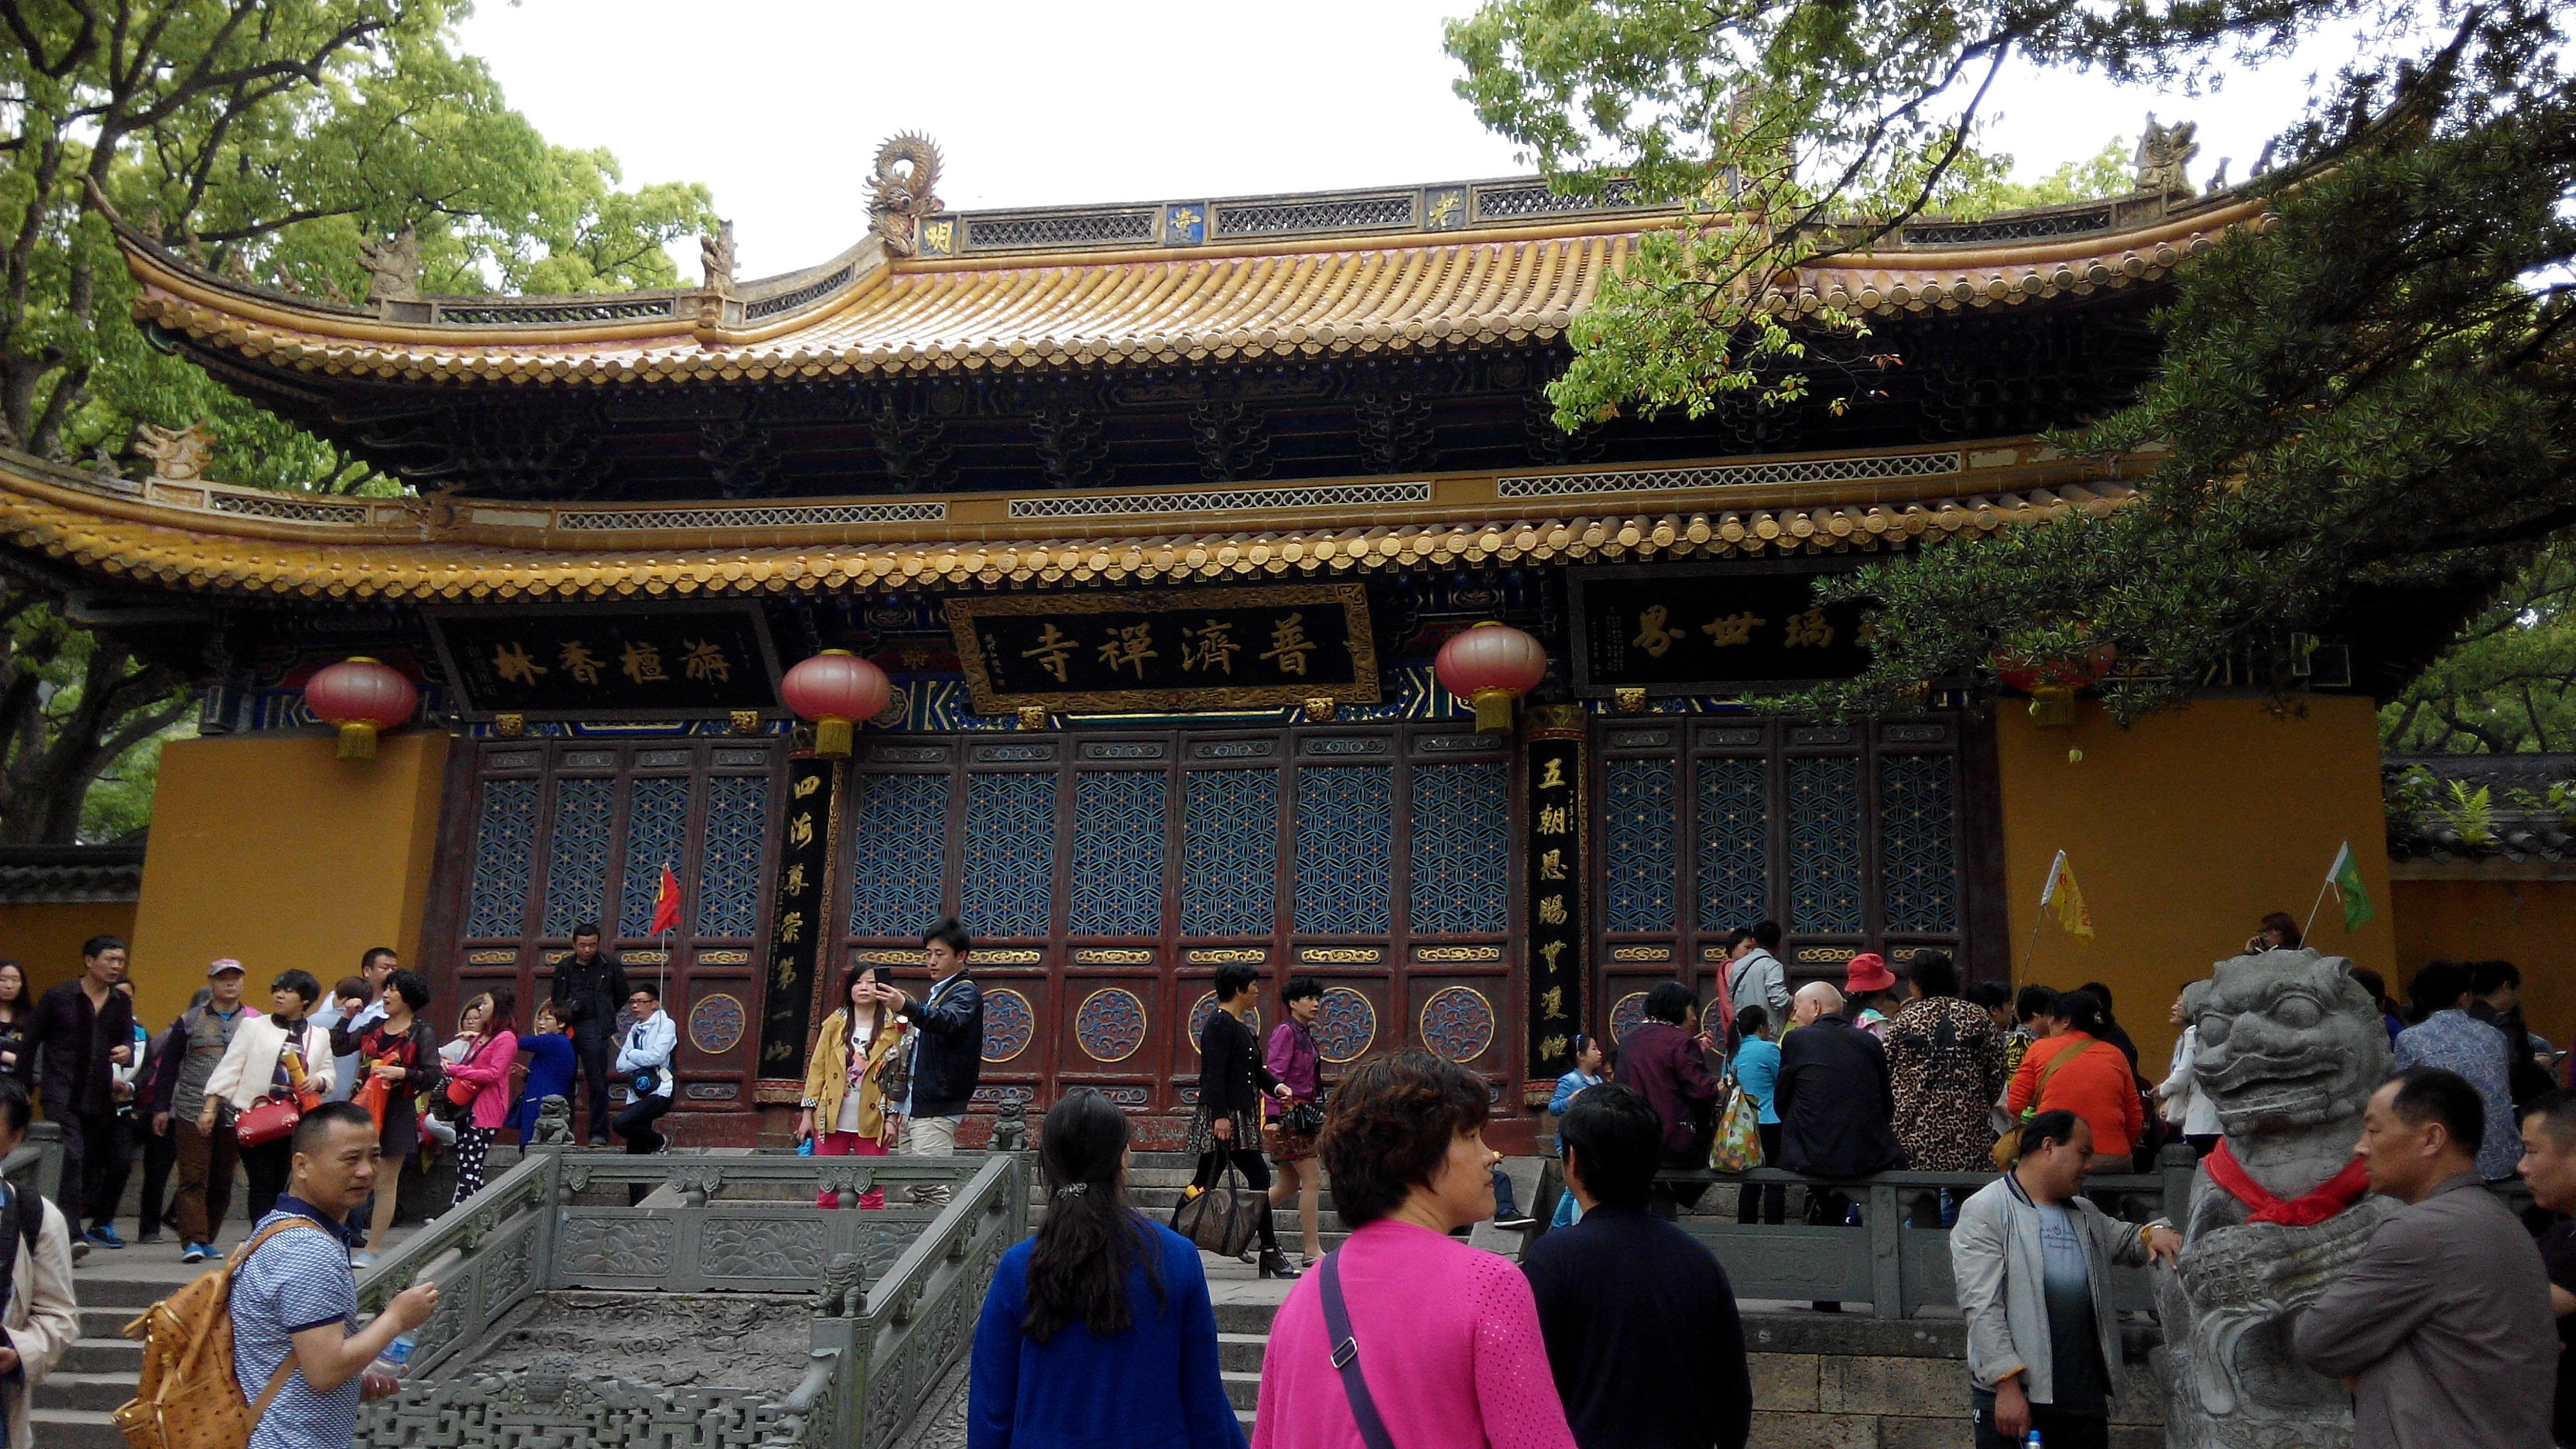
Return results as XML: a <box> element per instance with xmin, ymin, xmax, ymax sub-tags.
<box><xmin>816</xmin><ymin>1253</ymin><xmax>865</xmax><ymax>1318</ymax></box>
<box><xmin>989</xmin><ymin>1099</ymin><xmax>1028</xmax><ymax>1154</ymax></box>
<box><xmin>530</xmin><ymin>1094</ymin><xmax>574</xmax><ymax>1147</ymax></box>
<box><xmin>2156</xmin><ymin>947</ymin><xmax>2399</xmax><ymax>1448</ymax></box>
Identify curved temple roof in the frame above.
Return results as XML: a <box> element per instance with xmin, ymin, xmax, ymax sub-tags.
<box><xmin>119</xmin><ymin>175</ymin><xmax>2269</xmax><ymax>389</ymax></box>
<box><xmin>0</xmin><ymin>437</ymin><xmax>2144</xmax><ymax>602</ymax></box>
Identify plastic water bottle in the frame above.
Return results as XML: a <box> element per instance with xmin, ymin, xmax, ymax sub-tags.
<box><xmin>796</xmin><ymin>1135</ymin><xmax>815</xmax><ymax>1157</ymax></box>
<box><xmin>370</xmin><ymin>1331</ymin><xmax>416</xmax><ymax>1379</ymax></box>
<box><xmin>2025</xmin><ymin>1430</ymin><xmax>2044</xmax><ymax>1448</ymax></box>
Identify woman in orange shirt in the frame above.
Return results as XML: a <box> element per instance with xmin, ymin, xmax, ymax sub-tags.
<box><xmin>2002</xmin><ymin>989</ymin><xmax>2142</xmax><ymax>1170</ymax></box>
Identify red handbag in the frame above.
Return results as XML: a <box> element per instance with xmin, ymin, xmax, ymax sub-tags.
<box><xmin>234</xmin><ymin>1094</ymin><xmax>301</xmax><ymax>1147</ymax></box>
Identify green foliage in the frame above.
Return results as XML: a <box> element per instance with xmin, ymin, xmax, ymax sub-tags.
<box><xmin>2437</xmin><ymin>779</ymin><xmax>2496</xmax><ymax>848</ymax></box>
<box><xmin>1936</xmin><ymin>139</ymin><xmax>2133</xmax><ymax>214</ymax></box>
<box><xmin>0</xmin><ymin>0</ymin><xmax>716</xmax><ymax>486</ymax></box>
<box><xmin>1454</xmin><ymin>0</ymin><xmax>2576</xmax><ymax>722</ymax></box>
<box><xmin>2380</xmin><ymin>550</ymin><xmax>2576</xmax><ymax>752</ymax></box>
<box><xmin>0</xmin><ymin>2</ymin><xmax>717</xmax><ymax>841</ymax></box>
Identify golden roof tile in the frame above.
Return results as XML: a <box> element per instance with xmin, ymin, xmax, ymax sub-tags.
<box><xmin>120</xmin><ymin>196</ymin><xmax>2267</xmax><ymax>388</ymax></box>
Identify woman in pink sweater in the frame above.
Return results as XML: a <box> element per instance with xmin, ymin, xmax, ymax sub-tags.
<box><xmin>1252</xmin><ymin>1051</ymin><xmax>1576</xmax><ymax>1449</ymax></box>
<box><xmin>444</xmin><ymin>985</ymin><xmax>520</xmax><ymax>1207</ymax></box>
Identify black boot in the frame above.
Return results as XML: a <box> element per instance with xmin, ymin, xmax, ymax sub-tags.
<box><xmin>1259</xmin><ymin>1249</ymin><xmax>1303</xmax><ymax>1279</ymax></box>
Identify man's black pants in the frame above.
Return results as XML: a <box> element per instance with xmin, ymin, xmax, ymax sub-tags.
<box><xmin>618</xmin><ymin>1094</ymin><xmax>673</xmax><ymax>1206</ymax></box>
<box><xmin>573</xmin><ymin>1028</ymin><xmax>615</xmax><ymax>1142</ymax></box>
<box><xmin>55</xmin><ymin>1110</ymin><xmax>123</xmax><ymax>1232</ymax></box>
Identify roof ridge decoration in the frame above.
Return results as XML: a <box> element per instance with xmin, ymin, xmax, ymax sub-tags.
<box><xmin>869</xmin><ymin>135</ymin><xmax>944</xmax><ymax>258</ymax></box>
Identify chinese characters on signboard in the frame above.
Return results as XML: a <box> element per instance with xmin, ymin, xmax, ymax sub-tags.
<box><xmin>430</xmin><ymin>606</ymin><xmax>780</xmax><ymax>716</ymax></box>
<box><xmin>1525</xmin><ymin>722</ymin><xmax>1586</xmax><ymax>1079</ymax></box>
<box><xmin>757</xmin><ymin>755</ymin><xmax>838</xmax><ymax>1081</ymax></box>
<box><xmin>1570</xmin><ymin>567</ymin><xmax>1871</xmax><ymax>694</ymax></box>
<box><xmin>947</xmin><ymin>584</ymin><xmax>1381</xmax><ymax>714</ymax></box>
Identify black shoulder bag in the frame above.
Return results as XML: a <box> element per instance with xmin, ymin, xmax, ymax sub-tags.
<box><xmin>1317</xmin><ymin>1251</ymin><xmax>1402</xmax><ymax>1449</ymax></box>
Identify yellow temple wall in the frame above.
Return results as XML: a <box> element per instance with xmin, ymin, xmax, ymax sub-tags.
<box><xmin>0</xmin><ymin>900</ymin><xmax>138</xmax><ymax>999</ymax></box>
<box><xmin>127</xmin><ymin>731</ymin><xmax>450</xmax><ymax>1028</ymax></box>
<box><xmin>1994</xmin><ymin>694</ymin><xmax>2398</xmax><ymax>1074</ymax></box>
<box><xmin>2389</xmin><ymin>878</ymin><xmax>2576</xmax><ymax>1057</ymax></box>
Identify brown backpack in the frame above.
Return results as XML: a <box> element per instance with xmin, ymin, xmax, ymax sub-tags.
<box><xmin>112</xmin><ymin>1219</ymin><xmax>329</xmax><ymax>1449</ymax></box>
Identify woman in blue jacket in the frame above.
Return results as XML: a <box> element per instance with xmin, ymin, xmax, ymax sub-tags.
<box><xmin>969</xmin><ymin>1088</ymin><xmax>1242</xmax><ymax>1449</ymax></box>
<box><xmin>1731</xmin><ymin>1004</ymin><xmax>1786</xmax><ymax>1225</ymax></box>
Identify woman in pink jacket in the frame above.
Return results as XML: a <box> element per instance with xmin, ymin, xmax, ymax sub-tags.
<box><xmin>1252</xmin><ymin>1050</ymin><xmax>1576</xmax><ymax>1449</ymax></box>
<box><xmin>444</xmin><ymin>985</ymin><xmax>519</xmax><ymax>1206</ymax></box>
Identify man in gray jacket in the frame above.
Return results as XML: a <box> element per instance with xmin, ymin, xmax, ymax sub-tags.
<box><xmin>1952</xmin><ymin>1108</ymin><xmax>2181</xmax><ymax>1447</ymax></box>
<box><xmin>1722</xmin><ymin>923</ymin><xmax>1791</xmax><ymax>1043</ymax></box>
<box><xmin>2293</xmin><ymin>1067</ymin><xmax>2554</xmax><ymax>1448</ymax></box>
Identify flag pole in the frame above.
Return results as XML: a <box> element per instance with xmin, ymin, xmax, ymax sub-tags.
<box><xmin>2302</xmin><ymin>874</ymin><xmax>2335</xmax><ymax>942</ymax></box>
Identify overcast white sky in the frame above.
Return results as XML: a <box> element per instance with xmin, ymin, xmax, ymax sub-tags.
<box><xmin>456</xmin><ymin>0</ymin><xmax>2355</xmax><ymax>282</ymax></box>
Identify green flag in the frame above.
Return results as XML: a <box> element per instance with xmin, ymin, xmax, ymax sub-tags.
<box><xmin>2329</xmin><ymin>842</ymin><xmax>2374</xmax><ymax>930</ymax></box>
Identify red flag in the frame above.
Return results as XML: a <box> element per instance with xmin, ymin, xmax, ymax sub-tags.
<box><xmin>650</xmin><ymin>864</ymin><xmax>682</xmax><ymax>936</ymax></box>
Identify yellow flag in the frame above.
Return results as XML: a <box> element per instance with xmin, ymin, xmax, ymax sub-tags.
<box><xmin>2040</xmin><ymin>849</ymin><xmax>2095</xmax><ymax>938</ymax></box>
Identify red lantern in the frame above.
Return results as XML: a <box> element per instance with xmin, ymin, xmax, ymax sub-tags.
<box><xmin>1995</xmin><ymin>643</ymin><xmax>2116</xmax><ymax>728</ymax></box>
<box><xmin>304</xmin><ymin>656</ymin><xmax>417</xmax><ymax>760</ymax></box>
<box><xmin>782</xmin><ymin>649</ymin><xmax>892</xmax><ymax>758</ymax></box>
<box><xmin>1434</xmin><ymin>622</ymin><xmax>1548</xmax><ymax>734</ymax></box>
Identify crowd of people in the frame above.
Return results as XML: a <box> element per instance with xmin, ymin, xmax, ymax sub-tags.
<box><xmin>5</xmin><ymin>910</ymin><xmax>2576</xmax><ymax>1449</ymax></box>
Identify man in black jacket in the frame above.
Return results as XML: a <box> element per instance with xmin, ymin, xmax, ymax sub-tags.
<box><xmin>19</xmin><ymin>934</ymin><xmax>135</xmax><ymax>1252</ymax></box>
<box><xmin>1776</xmin><ymin>981</ymin><xmax>1903</xmax><ymax>1258</ymax></box>
<box><xmin>886</xmin><ymin>918</ymin><xmax>981</xmax><ymax>1205</ymax></box>
<box><xmin>1523</xmin><ymin>1083</ymin><xmax>1751</xmax><ymax>1449</ymax></box>
<box><xmin>548</xmin><ymin>923</ymin><xmax>630</xmax><ymax>1146</ymax></box>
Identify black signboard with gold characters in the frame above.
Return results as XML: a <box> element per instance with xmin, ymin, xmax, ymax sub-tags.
<box><xmin>947</xmin><ymin>584</ymin><xmax>1380</xmax><ymax>714</ymax></box>
<box><xmin>430</xmin><ymin>604</ymin><xmax>782</xmax><ymax>718</ymax></box>
<box><xmin>1524</xmin><ymin>709</ymin><xmax>1587</xmax><ymax>1084</ymax></box>
<box><xmin>1568</xmin><ymin>564</ymin><xmax>1871</xmax><ymax>694</ymax></box>
<box><xmin>755</xmin><ymin>754</ymin><xmax>839</xmax><ymax>1094</ymax></box>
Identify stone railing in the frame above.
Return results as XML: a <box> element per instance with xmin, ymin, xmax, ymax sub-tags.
<box><xmin>3</xmin><ymin>1122</ymin><xmax>67</xmax><ymax>1208</ymax></box>
<box><xmin>1649</xmin><ymin>1151</ymin><xmax>2197</xmax><ymax>1319</ymax></box>
<box><xmin>352</xmin><ymin>1149</ymin><xmax>1026</xmax><ymax>1449</ymax></box>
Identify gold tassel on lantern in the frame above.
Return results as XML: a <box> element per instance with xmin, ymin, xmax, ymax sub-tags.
<box><xmin>814</xmin><ymin>717</ymin><xmax>854</xmax><ymax>759</ymax></box>
<box><xmin>335</xmin><ymin>721</ymin><xmax>379</xmax><ymax>761</ymax></box>
<box><xmin>2028</xmin><ymin>686</ymin><xmax>2077</xmax><ymax>729</ymax></box>
<box><xmin>1469</xmin><ymin>687</ymin><xmax>1516</xmax><ymax>734</ymax></box>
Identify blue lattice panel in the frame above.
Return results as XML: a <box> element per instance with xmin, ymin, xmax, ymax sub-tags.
<box><xmin>1695</xmin><ymin>756</ymin><xmax>1770</xmax><ymax>931</ymax></box>
<box><xmin>1407</xmin><ymin>762</ymin><xmax>1509</xmax><ymax>935</ymax></box>
<box><xmin>848</xmin><ymin>774</ymin><xmax>950</xmax><ymax>937</ymax></box>
<box><xmin>464</xmin><ymin>779</ymin><xmax>539</xmax><ymax>939</ymax></box>
<box><xmin>1181</xmin><ymin>769</ymin><xmax>1279</xmax><ymax>937</ymax></box>
<box><xmin>618</xmin><ymin>776</ymin><xmax>692</xmax><ymax>939</ymax></box>
<box><xmin>1604</xmin><ymin>759</ymin><xmax>1679</xmax><ymax>933</ymax></box>
<box><xmin>1293</xmin><ymin>766</ymin><xmax>1392</xmax><ymax>937</ymax></box>
<box><xmin>540</xmin><ymin>777</ymin><xmax>615</xmax><ymax>938</ymax></box>
<box><xmin>697</xmin><ymin>777</ymin><xmax>770</xmax><ymax>939</ymax></box>
<box><xmin>1069</xmin><ymin>772</ymin><xmax>1166</xmax><ymax>937</ymax></box>
<box><xmin>961</xmin><ymin>772</ymin><xmax>1057</xmax><ymax>939</ymax></box>
<box><xmin>981</xmin><ymin>987</ymin><xmax>1037</xmax><ymax>1064</ymax></box>
<box><xmin>1787</xmin><ymin>756</ymin><xmax>1865</xmax><ymax>933</ymax></box>
<box><xmin>1879</xmin><ymin>755</ymin><xmax>1960</xmax><ymax>933</ymax></box>
<box><xmin>1311</xmin><ymin>986</ymin><xmax>1379</xmax><ymax>1064</ymax></box>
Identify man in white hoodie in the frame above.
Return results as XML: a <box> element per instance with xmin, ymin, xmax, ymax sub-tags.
<box><xmin>612</xmin><ymin>985</ymin><xmax>677</xmax><ymax>1204</ymax></box>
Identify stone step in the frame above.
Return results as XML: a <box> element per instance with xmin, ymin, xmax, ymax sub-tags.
<box><xmin>60</xmin><ymin>1337</ymin><xmax>142</xmax><ymax>1375</ymax></box>
<box><xmin>1222</xmin><ymin>1369</ymin><xmax>1262</xmax><ymax>1413</ymax></box>
<box><xmin>28</xmin><ymin>1408</ymin><xmax>122</xmax><ymax>1449</ymax></box>
<box><xmin>78</xmin><ymin>1306</ymin><xmax>135</xmax><ymax>1341</ymax></box>
<box><xmin>1218</xmin><ymin>1331</ymin><xmax>1269</xmax><ymax>1373</ymax></box>
<box><xmin>36</xmin><ymin>1371</ymin><xmax>135</xmax><ymax>1413</ymax></box>
<box><xmin>1216</xmin><ymin>1300</ymin><xmax>1285</xmax><ymax>1335</ymax></box>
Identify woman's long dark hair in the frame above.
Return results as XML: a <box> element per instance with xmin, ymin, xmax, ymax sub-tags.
<box><xmin>1022</xmin><ymin>1089</ymin><xmax>1161</xmax><ymax>1345</ymax></box>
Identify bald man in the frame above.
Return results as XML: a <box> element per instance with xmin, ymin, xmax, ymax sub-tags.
<box><xmin>1776</xmin><ymin>975</ymin><xmax>1903</xmax><ymax>1262</ymax></box>
<box><xmin>1791</xmin><ymin>981</ymin><xmax>1844</xmax><ymax>1030</ymax></box>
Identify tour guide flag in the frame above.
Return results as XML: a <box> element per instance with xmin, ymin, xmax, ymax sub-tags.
<box><xmin>2328</xmin><ymin>841</ymin><xmax>2375</xmax><ymax>930</ymax></box>
<box><xmin>2041</xmin><ymin>850</ymin><xmax>2095</xmax><ymax>937</ymax></box>
<box><xmin>650</xmin><ymin>864</ymin><xmax>682</xmax><ymax>936</ymax></box>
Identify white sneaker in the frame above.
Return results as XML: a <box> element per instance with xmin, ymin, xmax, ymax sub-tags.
<box><xmin>351</xmin><ymin>1249</ymin><xmax>378</xmax><ymax>1269</ymax></box>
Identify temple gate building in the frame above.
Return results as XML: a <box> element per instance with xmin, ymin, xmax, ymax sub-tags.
<box><xmin>0</xmin><ymin>143</ymin><xmax>2401</xmax><ymax>1146</ymax></box>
